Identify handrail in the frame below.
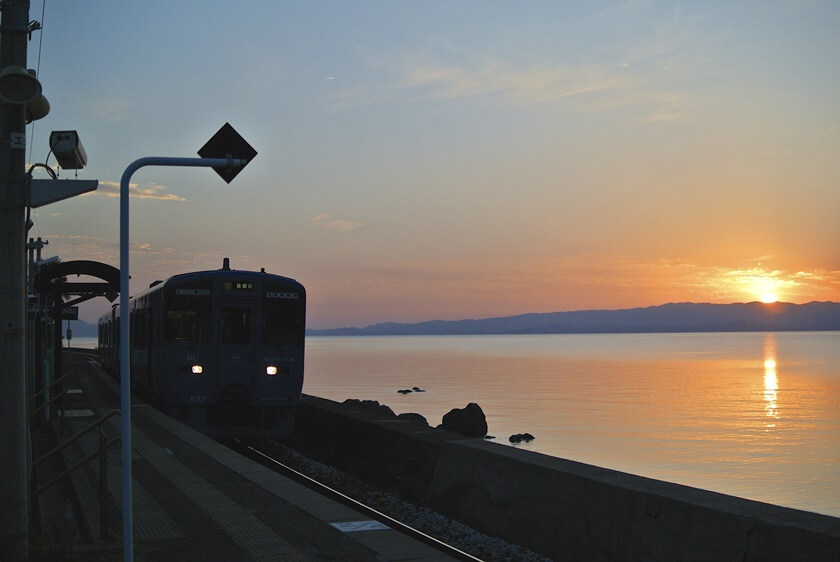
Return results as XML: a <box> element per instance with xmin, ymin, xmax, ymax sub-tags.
<box><xmin>31</xmin><ymin>408</ymin><xmax>121</xmax><ymax>541</ymax></box>
<box><xmin>29</xmin><ymin>369</ymin><xmax>76</xmax><ymax>404</ymax></box>
<box><xmin>33</xmin><ymin>409</ymin><xmax>121</xmax><ymax>469</ymax></box>
<box><xmin>29</xmin><ymin>369</ymin><xmax>77</xmax><ymax>428</ymax></box>
<box><xmin>28</xmin><ymin>387</ymin><xmax>70</xmax><ymax>418</ymax></box>
<box><xmin>32</xmin><ymin>434</ymin><xmax>120</xmax><ymax>498</ymax></box>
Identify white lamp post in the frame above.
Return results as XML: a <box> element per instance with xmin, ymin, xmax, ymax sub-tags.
<box><xmin>119</xmin><ymin>155</ymin><xmax>248</xmax><ymax>562</ymax></box>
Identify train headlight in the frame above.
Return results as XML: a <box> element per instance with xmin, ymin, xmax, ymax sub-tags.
<box><xmin>191</xmin><ymin>364</ymin><xmax>204</xmax><ymax>374</ymax></box>
<box><xmin>266</xmin><ymin>365</ymin><xmax>278</xmax><ymax>376</ymax></box>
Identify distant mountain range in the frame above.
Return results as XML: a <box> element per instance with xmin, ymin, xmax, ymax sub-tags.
<box><xmin>69</xmin><ymin>301</ymin><xmax>840</xmax><ymax>338</ymax></box>
<box><xmin>307</xmin><ymin>301</ymin><xmax>840</xmax><ymax>336</ymax></box>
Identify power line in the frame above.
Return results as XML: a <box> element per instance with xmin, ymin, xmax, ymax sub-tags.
<box><xmin>27</xmin><ymin>0</ymin><xmax>47</xmax><ymax>166</ymax></box>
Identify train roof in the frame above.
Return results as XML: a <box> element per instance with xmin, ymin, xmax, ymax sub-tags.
<box><xmin>100</xmin><ymin>262</ymin><xmax>303</xmax><ymax>320</ymax></box>
<box><xmin>137</xmin><ymin>260</ymin><xmax>304</xmax><ymax>298</ymax></box>
<box><xmin>163</xmin><ymin>268</ymin><xmax>302</xmax><ymax>287</ymax></box>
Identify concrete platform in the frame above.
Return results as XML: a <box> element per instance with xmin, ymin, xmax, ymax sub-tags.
<box><xmin>34</xmin><ymin>350</ymin><xmax>456</xmax><ymax>561</ymax></box>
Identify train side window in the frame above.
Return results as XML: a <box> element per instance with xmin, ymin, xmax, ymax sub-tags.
<box><xmin>133</xmin><ymin>309</ymin><xmax>147</xmax><ymax>350</ymax></box>
<box><xmin>221</xmin><ymin>307</ymin><xmax>251</xmax><ymax>345</ymax></box>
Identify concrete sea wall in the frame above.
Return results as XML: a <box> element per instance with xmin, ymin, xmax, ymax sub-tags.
<box><xmin>292</xmin><ymin>395</ymin><xmax>840</xmax><ymax>561</ymax></box>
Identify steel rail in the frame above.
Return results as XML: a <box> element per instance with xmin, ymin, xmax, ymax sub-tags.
<box><xmin>231</xmin><ymin>439</ymin><xmax>484</xmax><ymax>562</ymax></box>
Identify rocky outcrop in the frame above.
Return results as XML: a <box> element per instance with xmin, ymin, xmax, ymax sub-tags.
<box><xmin>439</xmin><ymin>403</ymin><xmax>488</xmax><ymax>438</ymax></box>
<box><xmin>342</xmin><ymin>398</ymin><xmax>396</xmax><ymax>418</ymax></box>
<box><xmin>397</xmin><ymin>412</ymin><xmax>429</xmax><ymax>425</ymax></box>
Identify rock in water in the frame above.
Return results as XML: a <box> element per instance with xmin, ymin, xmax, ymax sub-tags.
<box><xmin>397</xmin><ymin>412</ymin><xmax>428</xmax><ymax>425</ymax></box>
<box><xmin>440</xmin><ymin>402</ymin><xmax>488</xmax><ymax>438</ymax></box>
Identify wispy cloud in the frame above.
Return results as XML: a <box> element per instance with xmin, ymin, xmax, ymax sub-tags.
<box><xmin>331</xmin><ymin>50</ymin><xmax>697</xmax><ymax>124</ymax></box>
<box><xmin>305</xmin><ymin>254</ymin><xmax>840</xmax><ymax>327</ymax></box>
<box><xmin>399</xmin><ymin>60</ymin><xmax>631</xmax><ymax>105</ymax></box>
<box><xmin>95</xmin><ymin>180</ymin><xmax>188</xmax><ymax>201</ymax></box>
<box><xmin>638</xmin><ymin>91</ymin><xmax>692</xmax><ymax>123</ymax></box>
<box><xmin>43</xmin><ymin>233</ymin><xmax>182</xmax><ymax>261</ymax></box>
<box><xmin>312</xmin><ymin>213</ymin><xmax>364</xmax><ymax>232</ymax></box>
<box><xmin>88</xmin><ymin>97</ymin><xmax>135</xmax><ymax>122</ymax></box>
<box><xmin>37</xmin><ymin>234</ymin><xmax>117</xmax><ymax>264</ymax></box>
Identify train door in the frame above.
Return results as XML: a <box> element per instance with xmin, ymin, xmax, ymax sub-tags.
<box><xmin>216</xmin><ymin>302</ymin><xmax>256</xmax><ymax>400</ymax></box>
<box><xmin>147</xmin><ymin>306</ymin><xmax>159</xmax><ymax>398</ymax></box>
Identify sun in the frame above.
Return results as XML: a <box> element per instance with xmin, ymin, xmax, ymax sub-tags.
<box><xmin>738</xmin><ymin>270</ymin><xmax>786</xmax><ymax>303</ymax></box>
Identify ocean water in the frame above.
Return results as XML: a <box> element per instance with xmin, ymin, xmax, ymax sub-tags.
<box><xmin>68</xmin><ymin>336</ymin><xmax>97</xmax><ymax>349</ymax></box>
<box><xmin>303</xmin><ymin>332</ymin><xmax>840</xmax><ymax>518</ymax></box>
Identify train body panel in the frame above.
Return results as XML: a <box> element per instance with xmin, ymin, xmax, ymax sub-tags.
<box><xmin>99</xmin><ymin>265</ymin><xmax>305</xmax><ymax>438</ymax></box>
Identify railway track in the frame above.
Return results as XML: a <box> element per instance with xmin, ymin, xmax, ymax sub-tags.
<box><xmin>228</xmin><ymin>438</ymin><xmax>484</xmax><ymax>561</ymax></box>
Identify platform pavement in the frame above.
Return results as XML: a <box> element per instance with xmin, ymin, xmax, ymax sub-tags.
<box><xmin>34</xmin><ymin>350</ymin><xmax>457</xmax><ymax>561</ymax></box>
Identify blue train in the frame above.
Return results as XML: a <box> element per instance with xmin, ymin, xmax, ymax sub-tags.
<box><xmin>98</xmin><ymin>259</ymin><xmax>305</xmax><ymax>438</ymax></box>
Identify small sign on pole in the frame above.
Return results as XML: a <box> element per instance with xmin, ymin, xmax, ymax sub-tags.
<box><xmin>61</xmin><ymin>306</ymin><xmax>79</xmax><ymax>320</ymax></box>
<box><xmin>197</xmin><ymin>123</ymin><xmax>257</xmax><ymax>184</ymax></box>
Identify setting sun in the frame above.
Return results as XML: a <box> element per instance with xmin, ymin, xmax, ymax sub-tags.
<box><xmin>732</xmin><ymin>270</ymin><xmax>790</xmax><ymax>304</ymax></box>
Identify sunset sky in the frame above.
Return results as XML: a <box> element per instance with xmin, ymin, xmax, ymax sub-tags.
<box><xmin>31</xmin><ymin>1</ymin><xmax>839</xmax><ymax>328</ymax></box>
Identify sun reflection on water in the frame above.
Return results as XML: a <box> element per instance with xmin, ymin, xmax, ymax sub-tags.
<box><xmin>763</xmin><ymin>334</ymin><xmax>779</xmax><ymax>426</ymax></box>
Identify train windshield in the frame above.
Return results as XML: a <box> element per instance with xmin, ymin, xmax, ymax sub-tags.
<box><xmin>165</xmin><ymin>282</ymin><xmax>212</xmax><ymax>344</ymax></box>
<box><xmin>221</xmin><ymin>307</ymin><xmax>252</xmax><ymax>344</ymax></box>
<box><xmin>263</xmin><ymin>284</ymin><xmax>304</xmax><ymax>347</ymax></box>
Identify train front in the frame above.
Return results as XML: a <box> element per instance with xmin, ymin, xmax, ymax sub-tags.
<box><xmin>159</xmin><ymin>271</ymin><xmax>305</xmax><ymax>438</ymax></box>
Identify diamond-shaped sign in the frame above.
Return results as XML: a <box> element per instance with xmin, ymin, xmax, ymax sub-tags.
<box><xmin>197</xmin><ymin>123</ymin><xmax>257</xmax><ymax>183</ymax></box>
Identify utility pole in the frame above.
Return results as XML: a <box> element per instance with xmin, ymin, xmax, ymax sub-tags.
<box><xmin>0</xmin><ymin>0</ymin><xmax>32</xmax><ymax>558</ymax></box>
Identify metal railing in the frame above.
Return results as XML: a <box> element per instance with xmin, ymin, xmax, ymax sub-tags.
<box><xmin>29</xmin><ymin>369</ymin><xmax>76</xmax><ymax>430</ymax></box>
<box><xmin>31</xmin><ymin>409</ymin><xmax>121</xmax><ymax>540</ymax></box>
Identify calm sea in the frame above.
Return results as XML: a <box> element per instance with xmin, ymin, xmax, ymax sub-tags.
<box><xmin>68</xmin><ymin>336</ymin><xmax>98</xmax><ymax>349</ymax></box>
<box><xmin>303</xmin><ymin>332</ymin><xmax>840</xmax><ymax>518</ymax></box>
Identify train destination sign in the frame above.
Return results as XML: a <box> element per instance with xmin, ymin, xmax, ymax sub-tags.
<box><xmin>175</xmin><ymin>288</ymin><xmax>211</xmax><ymax>296</ymax></box>
<box><xmin>222</xmin><ymin>281</ymin><xmax>253</xmax><ymax>291</ymax></box>
<box><xmin>266</xmin><ymin>291</ymin><xmax>300</xmax><ymax>299</ymax></box>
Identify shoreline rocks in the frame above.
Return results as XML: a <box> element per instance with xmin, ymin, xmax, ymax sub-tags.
<box><xmin>397</xmin><ymin>412</ymin><xmax>429</xmax><ymax>425</ymax></box>
<box><xmin>344</xmin><ymin>397</ymin><xmax>494</xmax><ymax>440</ymax></box>
<box><xmin>342</xmin><ymin>398</ymin><xmax>396</xmax><ymax>418</ymax></box>
<box><xmin>439</xmin><ymin>403</ymin><xmax>488</xmax><ymax>438</ymax></box>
